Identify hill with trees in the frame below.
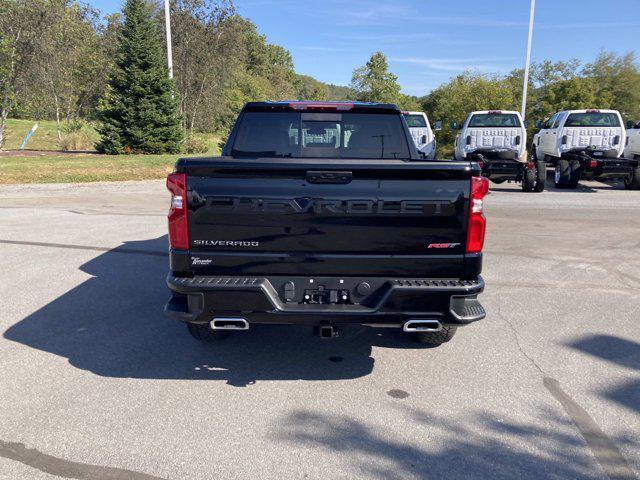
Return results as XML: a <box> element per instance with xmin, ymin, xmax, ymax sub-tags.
<box><xmin>421</xmin><ymin>52</ymin><xmax>640</xmax><ymax>155</ymax></box>
<box><xmin>1</xmin><ymin>0</ymin><xmax>638</xmax><ymax>154</ymax></box>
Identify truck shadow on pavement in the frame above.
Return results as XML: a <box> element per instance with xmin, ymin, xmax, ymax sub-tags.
<box><xmin>4</xmin><ymin>236</ymin><xmax>431</xmax><ymax>386</ymax></box>
<box><xmin>566</xmin><ymin>334</ymin><xmax>640</xmax><ymax>415</ymax></box>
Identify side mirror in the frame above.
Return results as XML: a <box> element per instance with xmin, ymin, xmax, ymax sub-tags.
<box><xmin>421</xmin><ymin>134</ymin><xmax>427</xmax><ymax>144</ymax></box>
<box><xmin>626</xmin><ymin>119</ymin><xmax>634</xmax><ymax>129</ymax></box>
<box><xmin>535</xmin><ymin>120</ymin><xmax>542</xmax><ymax>129</ymax></box>
<box><xmin>450</xmin><ymin>121</ymin><xmax>458</xmax><ymax>130</ymax></box>
<box><xmin>434</xmin><ymin>120</ymin><xmax>442</xmax><ymax>131</ymax></box>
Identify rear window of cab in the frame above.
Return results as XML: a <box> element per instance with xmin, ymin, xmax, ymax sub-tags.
<box><xmin>565</xmin><ymin>112</ymin><xmax>620</xmax><ymax>127</ymax></box>
<box><xmin>403</xmin><ymin>114</ymin><xmax>427</xmax><ymax>128</ymax></box>
<box><xmin>468</xmin><ymin>113</ymin><xmax>521</xmax><ymax>128</ymax></box>
<box><xmin>231</xmin><ymin>111</ymin><xmax>411</xmax><ymax>159</ymax></box>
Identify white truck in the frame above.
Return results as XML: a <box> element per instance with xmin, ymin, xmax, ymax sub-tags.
<box><xmin>623</xmin><ymin>121</ymin><xmax>640</xmax><ymax>189</ymax></box>
<box><xmin>532</xmin><ymin>109</ymin><xmax>637</xmax><ymax>189</ymax></box>
<box><xmin>454</xmin><ymin>110</ymin><xmax>545</xmax><ymax>192</ymax></box>
<box><xmin>402</xmin><ymin>111</ymin><xmax>437</xmax><ymax>159</ymax></box>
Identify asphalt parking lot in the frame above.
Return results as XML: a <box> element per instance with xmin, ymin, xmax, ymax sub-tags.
<box><xmin>1</xmin><ymin>178</ymin><xmax>639</xmax><ymax>480</ymax></box>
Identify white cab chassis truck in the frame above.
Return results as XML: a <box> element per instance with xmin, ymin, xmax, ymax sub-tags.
<box><xmin>403</xmin><ymin>111</ymin><xmax>437</xmax><ymax>159</ymax></box>
<box><xmin>623</xmin><ymin>121</ymin><xmax>640</xmax><ymax>189</ymax></box>
<box><xmin>454</xmin><ymin>110</ymin><xmax>544</xmax><ymax>192</ymax></box>
<box><xmin>533</xmin><ymin>109</ymin><xmax>637</xmax><ymax>189</ymax></box>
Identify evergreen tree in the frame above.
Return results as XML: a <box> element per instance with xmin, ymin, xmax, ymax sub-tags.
<box><xmin>97</xmin><ymin>0</ymin><xmax>182</xmax><ymax>154</ymax></box>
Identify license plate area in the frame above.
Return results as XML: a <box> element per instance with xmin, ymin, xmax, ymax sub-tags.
<box><xmin>302</xmin><ymin>287</ymin><xmax>352</xmax><ymax>305</ymax></box>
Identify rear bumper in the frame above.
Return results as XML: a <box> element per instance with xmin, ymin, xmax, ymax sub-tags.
<box><xmin>165</xmin><ymin>274</ymin><xmax>485</xmax><ymax>327</ymax></box>
<box><xmin>468</xmin><ymin>150</ymin><xmax>524</xmax><ymax>180</ymax></box>
<box><xmin>557</xmin><ymin>151</ymin><xmax>637</xmax><ymax>178</ymax></box>
<box><xmin>481</xmin><ymin>159</ymin><xmax>523</xmax><ymax>180</ymax></box>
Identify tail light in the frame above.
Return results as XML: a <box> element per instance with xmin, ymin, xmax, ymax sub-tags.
<box><xmin>466</xmin><ymin>176</ymin><xmax>489</xmax><ymax>254</ymax></box>
<box><xmin>562</xmin><ymin>135</ymin><xmax>567</xmax><ymax>145</ymax></box>
<box><xmin>515</xmin><ymin>135</ymin><xmax>521</xmax><ymax>145</ymax></box>
<box><xmin>613</xmin><ymin>135</ymin><xmax>620</xmax><ymax>145</ymax></box>
<box><xmin>167</xmin><ymin>173</ymin><xmax>189</xmax><ymax>250</ymax></box>
<box><xmin>466</xmin><ymin>135</ymin><xmax>471</xmax><ymax>145</ymax></box>
<box><xmin>289</xmin><ymin>102</ymin><xmax>354</xmax><ymax>111</ymax></box>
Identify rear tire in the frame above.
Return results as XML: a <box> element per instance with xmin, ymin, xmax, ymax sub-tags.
<box><xmin>522</xmin><ymin>164</ymin><xmax>536</xmax><ymax>192</ymax></box>
<box><xmin>187</xmin><ymin>323</ymin><xmax>229</xmax><ymax>342</ymax></box>
<box><xmin>523</xmin><ymin>151</ymin><xmax>546</xmax><ymax>193</ymax></box>
<box><xmin>534</xmin><ymin>159</ymin><xmax>546</xmax><ymax>192</ymax></box>
<box><xmin>413</xmin><ymin>325</ymin><xmax>457</xmax><ymax>346</ymax></box>
<box><xmin>624</xmin><ymin>165</ymin><xmax>640</xmax><ymax>190</ymax></box>
<box><xmin>554</xmin><ymin>159</ymin><xmax>571</xmax><ymax>188</ymax></box>
<box><xmin>567</xmin><ymin>160</ymin><xmax>581</xmax><ymax>189</ymax></box>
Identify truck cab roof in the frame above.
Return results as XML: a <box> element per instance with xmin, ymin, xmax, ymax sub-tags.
<box><xmin>558</xmin><ymin>109</ymin><xmax>619</xmax><ymax>113</ymax></box>
<box><xmin>467</xmin><ymin>110</ymin><xmax>521</xmax><ymax>116</ymax></box>
<box><xmin>243</xmin><ymin>101</ymin><xmax>400</xmax><ymax>113</ymax></box>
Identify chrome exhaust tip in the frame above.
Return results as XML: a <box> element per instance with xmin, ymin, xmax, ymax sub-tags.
<box><xmin>402</xmin><ymin>319</ymin><xmax>442</xmax><ymax>333</ymax></box>
<box><xmin>210</xmin><ymin>317</ymin><xmax>249</xmax><ymax>330</ymax></box>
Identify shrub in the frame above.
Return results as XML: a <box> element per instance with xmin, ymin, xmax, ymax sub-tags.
<box><xmin>59</xmin><ymin>132</ymin><xmax>94</xmax><ymax>151</ymax></box>
<box><xmin>61</xmin><ymin>120</ymin><xmax>85</xmax><ymax>134</ymax></box>
<box><xmin>182</xmin><ymin>137</ymin><xmax>208</xmax><ymax>154</ymax></box>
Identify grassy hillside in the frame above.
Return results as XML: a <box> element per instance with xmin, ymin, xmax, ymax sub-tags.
<box><xmin>1</xmin><ymin>118</ymin><xmax>222</xmax><ymax>153</ymax></box>
<box><xmin>0</xmin><ymin>153</ymin><xmax>182</xmax><ymax>184</ymax></box>
<box><xmin>0</xmin><ymin>119</ymin><xmax>99</xmax><ymax>150</ymax></box>
<box><xmin>0</xmin><ymin>118</ymin><xmax>223</xmax><ymax>184</ymax></box>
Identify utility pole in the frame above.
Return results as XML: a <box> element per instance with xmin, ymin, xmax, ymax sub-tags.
<box><xmin>521</xmin><ymin>0</ymin><xmax>535</xmax><ymax>120</ymax></box>
<box><xmin>164</xmin><ymin>0</ymin><xmax>174</xmax><ymax>78</ymax></box>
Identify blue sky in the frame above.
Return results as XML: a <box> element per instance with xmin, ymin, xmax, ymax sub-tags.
<box><xmin>91</xmin><ymin>0</ymin><xmax>640</xmax><ymax>96</ymax></box>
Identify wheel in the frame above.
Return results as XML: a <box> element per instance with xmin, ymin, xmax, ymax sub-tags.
<box><xmin>187</xmin><ymin>323</ymin><xmax>228</xmax><ymax>342</ymax></box>
<box><xmin>412</xmin><ymin>325</ymin><xmax>457</xmax><ymax>346</ymax></box>
<box><xmin>522</xmin><ymin>163</ymin><xmax>535</xmax><ymax>192</ymax></box>
<box><xmin>534</xmin><ymin>159</ymin><xmax>546</xmax><ymax>192</ymax></box>
<box><xmin>624</xmin><ymin>165</ymin><xmax>640</xmax><ymax>190</ymax></box>
<box><xmin>567</xmin><ymin>160</ymin><xmax>581</xmax><ymax>189</ymax></box>
<box><xmin>523</xmin><ymin>151</ymin><xmax>546</xmax><ymax>193</ymax></box>
<box><xmin>554</xmin><ymin>159</ymin><xmax>571</xmax><ymax>188</ymax></box>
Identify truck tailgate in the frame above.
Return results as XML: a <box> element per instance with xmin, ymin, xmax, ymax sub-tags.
<box><xmin>178</xmin><ymin>158</ymin><xmax>476</xmax><ymax>278</ymax></box>
<box><xmin>467</xmin><ymin>127</ymin><xmax>522</xmax><ymax>149</ymax></box>
<box><xmin>564</xmin><ymin>127</ymin><xmax>623</xmax><ymax>149</ymax></box>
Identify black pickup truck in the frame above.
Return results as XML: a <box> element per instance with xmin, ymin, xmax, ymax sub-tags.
<box><xmin>164</xmin><ymin>101</ymin><xmax>487</xmax><ymax>346</ymax></box>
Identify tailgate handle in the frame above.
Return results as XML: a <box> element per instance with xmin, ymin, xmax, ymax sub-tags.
<box><xmin>306</xmin><ymin>170</ymin><xmax>352</xmax><ymax>184</ymax></box>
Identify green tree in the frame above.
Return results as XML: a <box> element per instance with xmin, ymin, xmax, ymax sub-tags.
<box><xmin>97</xmin><ymin>0</ymin><xmax>182</xmax><ymax>154</ymax></box>
<box><xmin>351</xmin><ymin>52</ymin><xmax>401</xmax><ymax>104</ymax></box>
<box><xmin>295</xmin><ymin>74</ymin><xmax>329</xmax><ymax>100</ymax></box>
<box><xmin>583</xmin><ymin>52</ymin><xmax>640</xmax><ymax>121</ymax></box>
<box><xmin>0</xmin><ymin>0</ymin><xmax>47</xmax><ymax>148</ymax></box>
<box><xmin>537</xmin><ymin>77</ymin><xmax>599</xmax><ymax>117</ymax></box>
<box><xmin>422</xmin><ymin>72</ymin><xmax>518</xmax><ymax>156</ymax></box>
<box><xmin>397</xmin><ymin>93</ymin><xmax>421</xmax><ymax>111</ymax></box>
<box><xmin>32</xmin><ymin>1</ymin><xmax>104</xmax><ymax>140</ymax></box>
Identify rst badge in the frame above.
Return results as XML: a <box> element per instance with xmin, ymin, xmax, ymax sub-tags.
<box><xmin>427</xmin><ymin>243</ymin><xmax>461</xmax><ymax>249</ymax></box>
